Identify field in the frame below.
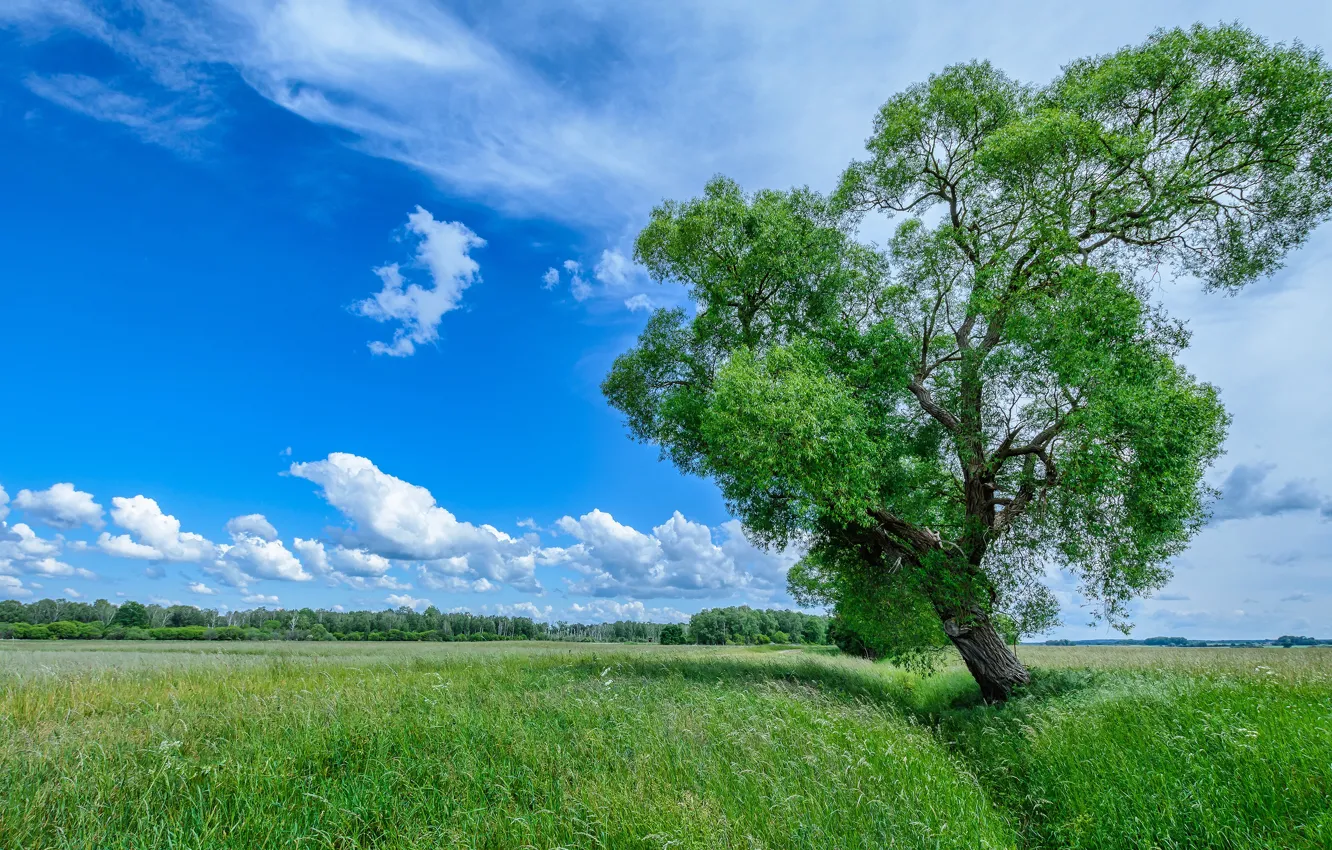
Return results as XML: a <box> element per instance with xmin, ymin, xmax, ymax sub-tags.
<box><xmin>1</xmin><ymin>642</ymin><xmax>1328</xmax><ymax>849</ymax></box>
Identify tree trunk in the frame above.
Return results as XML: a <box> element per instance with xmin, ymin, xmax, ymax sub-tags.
<box><xmin>943</xmin><ymin>611</ymin><xmax>1030</xmax><ymax>702</ymax></box>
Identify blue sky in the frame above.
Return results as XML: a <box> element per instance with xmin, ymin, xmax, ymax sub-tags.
<box><xmin>1</xmin><ymin>0</ymin><xmax>1329</xmax><ymax>638</ymax></box>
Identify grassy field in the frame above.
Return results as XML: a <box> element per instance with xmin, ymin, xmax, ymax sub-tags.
<box><xmin>1</xmin><ymin>642</ymin><xmax>1328</xmax><ymax>849</ymax></box>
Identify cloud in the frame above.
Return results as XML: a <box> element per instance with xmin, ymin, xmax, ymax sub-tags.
<box><xmin>415</xmin><ymin>569</ymin><xmax>497</xmax><ymax>593</ymax></box>
<box><xmin>290</xmin><ymin>453</ymin><xmax>540</xmax><ymax>591</ymax></box>
<box><xmin>554</xmin><ymin>259</ymin><xmax>592</xmax><ymax>301</ymax></box>
<box><xmin>98</xmin><ymin>496</ymin><xmax>215</xmax><ymax>562</ymax></box>
<box><xmin>13</xmin><ymin>483</ymin><xmax>105</xmax><ymax>529</ymax></box>
<box><xmin>216</xmin><ymin>534</ymin><xmax>310</xmax><ymax>584</ymax></box>
<box><xmin>1280</xmin><ymin>591</ymin><xmax>1312</xmax><ymax>602</ymax></box>
<box><xmin>0</xmin><ymin>522</ymin><xmax>62</xmax><ymax>560</ymax></box>
<box><xmin>0</xmin><ymin>518</ymin><xmax>97</xmax><ymax>580</ymax></box>
<box><xmin>225</xmin><ymin>514</ymin><xmax>278</xmax><ymax>541</ymax></box>
<box><xmin>292</xmin><ymin>537</ymin><xmax>395</xmax><ymax>591</ymax></box>
<box><xmin>1210</xmin><ymin>464</ymin><xmax>1330</xmax><ymax>523</ymax></box>
<box><xmin>353</xmin><ymin>207</ymin><xmax>484</xmax><ymax>356</ymax></box>
<box><xmin>385</xmin><ymin>593</ymin><xmax>431</xmax><ymax>611</ymax></box>
<box><xmin>63</xmin><ymin>587</ymin><xmax>83</xmax><ymax>599</ymax></box>
<box><xmin>1253</xmin><ymin>551</ymin><xmax>1305</xmax><ymax>566</ymax></box>
<box><xmin>593</xmin><ymin>249</ymin><xmax>632</xmax><ymax>287</ymax></box>
<box><xmin>22</xmin><ymin>557</ymin><xmax>94</xmax><ymax>579</ymax></box>
<box><xmin>242</xmin><ymin>593</ymin><xmax>279</xmax><ymax>605</ymax></box>
<box><xmin>0</xmin><ymin>575</ymin><xmax>33</xmax><ymax>599</ymax></box>
<box><xmin>22</xmin><ymin>73</ymin><xmax>211</xmax><ymax>152</ymax></box>
<box><xmin>492</xmin><ymin>601</ymin><xmax>554</xmax><ymax>620</ymax></box>
<box><xmin>543</xmin><ymin>510</ymin><xmax>799</xmax><ymax>599</ymax></box>
<box><xmin>188</xmin><ymin>581</ymin><xmax>216</xmax><ymax>595</ymax></box>
<box><xmin>97</xmin><ymin>533</ymin><xmax>163</xmax><ymax>560</ymax></box>
<box><xmin>1155</xmin><ymin>593</ymin><xmax>1191</xmax><ymax>601</ymax></box>
<box><xmin>565</xmin><ymin>599</ymin><xmax>690</xmax><ymax>623</ymax></box>
<box><xmin>543</xmin><ymin>250</ymin><xmax>662</xmax><ymax>310</ymax></box>
<box><xmin>0</xmin><ymin>485</ymin><xmax>9</xmax><ymax>522</ymax></box>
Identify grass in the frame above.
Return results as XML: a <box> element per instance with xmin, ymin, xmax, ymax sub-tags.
<box><xmin>1</xmin><ymin>641</ymin><xmax>1328</xmax><ymax>849</ymax></box>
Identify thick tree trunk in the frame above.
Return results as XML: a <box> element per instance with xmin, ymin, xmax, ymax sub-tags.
<box><xmin>943</xmin><ymin>611</ymin><xmax>1030</xmax><ymax>703</ymax></box>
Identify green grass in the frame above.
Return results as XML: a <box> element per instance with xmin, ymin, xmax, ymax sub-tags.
<box><xmin>1</xmin><ymin>641</ymin><xmax>1329</xmax><ymax>849</ymax></box>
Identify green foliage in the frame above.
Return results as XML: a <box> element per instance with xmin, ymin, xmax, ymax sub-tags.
<box><xmin>657</xmin><ymin>624</ymin><xmax>687</xmax><ymax>645</ymax></box>
<box><xmin>0</xmin><ymin>599</ymin><xmax>26</xmax><ymax>623</ymax></box>
<box><xmin>687</xmin><ymin>606</ymin><xmax>828</xmax><ymax>646</ymax></box>
<box><xmin>110</xmin><ymin>601</ymin><xmax>148</xmax><ymax>629</ymax></box>
<box><xmin>605</xmin><ymin>25</ymin><xmax>1332</xmax><ymax>681</ymax></box>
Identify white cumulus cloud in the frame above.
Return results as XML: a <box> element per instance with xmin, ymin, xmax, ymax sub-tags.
<box><xmin>0</xmin><ymin>575</ymin><xmax>32</xmax><ymax>599</ymax></box>
<box><xmin>225</xmin><ymin>514</ymin><xmax>278</xmax><ymax>541</ymax></box>
<box><xmin>242</xmin><ymin>593</ymin><xmax>279</xmax><ymax>605</ymax></box>
<box><xmin>290</xmin><ymin>453</ymin><xmax>540</xmax><ymax>592</ymax></box>
<box><xmin>354</xmin><ymin>206</ymin><xmax>484</xmax><ymax>357</ymax></box>
<box><xmin>566</xmin><ymin>599</ymin><xmax>690</xmax><ymax>623</ymax></box>
<box><xmin>543</xmin><ymin>509</ymin><xmax>797</xmax><ymax>599</ymax></box>
<box><xmin>216</xmin><ymin>534</ymin><xmax>310</xmax><ymax>584</ymax></box>
<box><xmin>386</xmin><ymin>593</ymin><xmax>431</xmax><ymax>611</ymax></box>
<box><xmin>99</xmin><ymin>496</ymin><xmax>215</xmax><ymax>562</ymax></box>
<box><xmin>14</xmin><ymin>483</ymin><xmax>105</xmax><ymax>529</ymax></box>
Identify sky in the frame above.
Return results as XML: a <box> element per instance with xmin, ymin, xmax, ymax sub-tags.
<box><xmin>0</xmin><ymin>0</ymin><xmax>1329</xmax><ymax>639</ymax></box>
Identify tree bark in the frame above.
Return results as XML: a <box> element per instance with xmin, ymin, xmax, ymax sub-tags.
<box><xmin>942</xmin><ymin>610</ymin><xmax>1030</xmax><ymax>702</ymax></box>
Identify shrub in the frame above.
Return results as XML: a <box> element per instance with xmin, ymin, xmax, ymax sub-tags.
<box><xmin>16</xmin><ymin>624</ymin><xmax>53</xmax><ymax>640</ymax></box>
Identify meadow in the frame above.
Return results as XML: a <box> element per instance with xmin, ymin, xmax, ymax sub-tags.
<box><xmin>1</xmin><ymin>641</ymin><xmax>1328</xmax><ymax>849</ymax></box>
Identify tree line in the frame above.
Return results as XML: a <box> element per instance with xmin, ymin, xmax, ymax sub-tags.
<box><xmin>0</xmin><ymin>598</ymin><xmax>829</xmax><ymax>645</ymax></box>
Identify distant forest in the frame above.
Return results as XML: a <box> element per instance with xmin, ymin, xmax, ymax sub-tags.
<box><xmin>0</xmin><ymin>598</ymin><xmax>831</xmax><ymax>646</ymax></box>
<box><xmin>1040</xmin><ymin>636</ymin><xmax>1332</xmax><ymax>648</ymax></box>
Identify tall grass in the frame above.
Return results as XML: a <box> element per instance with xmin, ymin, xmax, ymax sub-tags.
<box><xmin>1</xmin><ymin>641</ymin><xmax>1328</xmax><ymax>849</ymax></box>
<box><xmin>0</xmin><ymin>642</ymin><xmax>1010</xmax><ymax>849</ymax></box>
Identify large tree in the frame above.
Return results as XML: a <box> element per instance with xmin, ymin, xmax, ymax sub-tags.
<box><xmin>604</xmin><ymin>25</ymin><xmax>1332</xmax><ymax>701</ymax></box>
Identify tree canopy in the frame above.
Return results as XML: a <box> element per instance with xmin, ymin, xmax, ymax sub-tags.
<box><xmin>604</xmin><ymin>24</ymin><xmax>1332</xmax><ymax>700</ymax></box>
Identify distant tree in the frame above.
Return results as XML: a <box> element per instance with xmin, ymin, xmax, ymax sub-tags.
<box><xmin>658</xmin><ymin>624</ymin><xmax>687</xmax><ymax>645</ymax></box>
<box><xmin>1145</xmin><ymin>636</ymin><xmax>1190</xmax><ymax>646</ymax></box>
<box><xmin>92</xmin><ymin>599</ymin><xmax>118</xmax><ymax>626</ymax></box>
<box><xmin>1276</xmin><ymin>635</ymin><xmax>1318</xmax><ymax>648</ymax></box>
<box><xmin>111</xmin><ymin>600</ymin><xmax>149</xmax><ymax>629</ymax></box>
<box><xmin>0</xmin><ymin>600</ymin><xmax>26</xmax><ymax>623</ymax></box>
<box><xmin>827</xmin><ymin>617</ymin><xmax>882</xmax><ymax>660</ymax></box>
<box><xmin>604</xmin><ymin>24</ymin><xmax>1332</xmax><ymax>700</ymax></box>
